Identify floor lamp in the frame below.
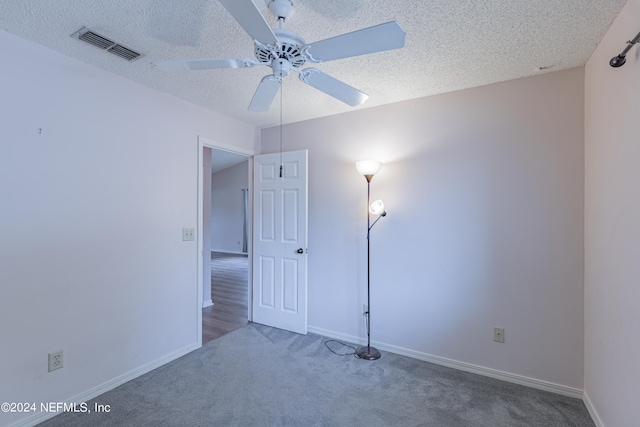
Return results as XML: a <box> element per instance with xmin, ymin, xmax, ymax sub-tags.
<box><xmin>355</xmin><ymin>160</ymin><xmax>387</xmax><ymax>360</ymax></box>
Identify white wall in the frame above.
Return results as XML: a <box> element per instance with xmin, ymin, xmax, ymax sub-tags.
<box><xmin>584</xmin><ymin>0</ymin><xmax>640</xmax><ymax>425</ymax></box>
<box><xmin>211</xmin><ymin>161</ymin><xmax>249</xmax><ymax>254</ymax></box>
<box><xmin>261</xmin><ymin>68</ymin><xmax>585</xmax><ymax>390</ymax></box>
<box><xmin>0</xmin><ymin>30</ymin><xmax>257</xmax><ymax>426</ymax></box>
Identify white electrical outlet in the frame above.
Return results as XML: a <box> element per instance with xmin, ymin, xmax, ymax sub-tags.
<box><xmin>494</xmin><ymin>327</ymin><xmax>505</xmax><ymax>343</ymax></box>
<box><xmin>182</xmin><ymin>228</ymin><xmax>195</xmax><ymax>241</ymax></box>
<box><xmin>48</xmin><ymin>350</ymin><xmax>64</xmax><ymax>372</ymax></box>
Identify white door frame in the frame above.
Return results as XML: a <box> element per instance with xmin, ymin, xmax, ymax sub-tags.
<box><xmin>196</xmin><ymin>135</ymin><xmax>255</xmax><ymax>348</ymax></box>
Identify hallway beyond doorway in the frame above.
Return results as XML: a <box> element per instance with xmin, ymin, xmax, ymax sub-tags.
<box><xmin>202</xmin><ymin>252</ymin><xmax>249</xmax><ymax>344</ymax></box>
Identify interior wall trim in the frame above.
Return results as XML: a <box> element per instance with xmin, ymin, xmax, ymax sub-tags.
<box><xmin>582</xmin><ymin>390</ymin><xmax>604</xmax><ymax>427</ymax></box>
<box><xmin>211</xmin><ymin>250</ymin><xmax>248</xmax><ymax>256</ymax></box>
<box><xmin>11</xmin><ymin>343</ymin><xmax>199</xmax><ymax>427</ymax></box>
<box><xmin>308</xmin><ymin>326</ymin><xmax>584</xmax><ymax>400</ymax></box>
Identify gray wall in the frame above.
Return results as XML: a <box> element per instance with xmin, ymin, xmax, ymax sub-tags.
<box><xmin>211</xmin><ymin>161</ymin><xmax>249</xmax><ymax>254</ymax></box>
<box><xmin>261</xmin><ymin>67</ymin><xmax>585</xmax><ymax>391</ymax></box>
<box><xmin>584</xmin><ymin>0</ymin><xmax>640</xmax><ymax>425</ymax></box>
<box><xmin>0</xmin><ymin>29</ymin><xmax>257</xmax><ymax>426</ymax></box>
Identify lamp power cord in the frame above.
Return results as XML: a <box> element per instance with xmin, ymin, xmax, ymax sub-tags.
<box><xmin>324</xmin><ymin>340</ymin><xmax>357</xmax><ymax>357</ymax></box>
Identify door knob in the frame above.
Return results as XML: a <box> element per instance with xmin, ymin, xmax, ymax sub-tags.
<box><xmin>296</xmin><ymin>248</ymin><xmax>304</xmax><ymax>254</ymax></box>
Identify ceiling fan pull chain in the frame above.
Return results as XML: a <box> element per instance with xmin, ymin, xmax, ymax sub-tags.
<box><xmin>279</xmin><ymin>67</ymin><xmax>284</xmax><ymax>179</ymax></box>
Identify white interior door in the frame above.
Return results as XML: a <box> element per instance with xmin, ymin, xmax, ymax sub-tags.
<box><xmin>252</xmin><ymin>150</ymin><xmax>308</xmax><ymax>334</ymax></box>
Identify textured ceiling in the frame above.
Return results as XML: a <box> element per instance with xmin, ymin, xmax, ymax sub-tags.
<box><xmin>0</xmin><ymin>0</ymin><xmax>628</xmax><ymax>128</ymax></box>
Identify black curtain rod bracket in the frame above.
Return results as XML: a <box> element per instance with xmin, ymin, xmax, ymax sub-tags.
<box><xmin>610</xmin><ymin>31</ymin><xmax>640</xmax><ymax>67</ymax></box>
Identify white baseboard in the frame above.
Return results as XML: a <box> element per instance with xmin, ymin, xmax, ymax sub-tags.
<box><xmin>11</xmin><ymin>343</ymin><xmax>199</xmax><ymax>427</ymax></box>
<box><xmin>583</xmin><ymin>390</ymin><xmax>604</xmax><ymax>427</ymax></box>
<box><xmin>211</xmin><ymin>250</ymin><xmax>247</xmax><ymax>256</ymax></box>
<box><xmin>308</xmin><ymin>325</ymin><xmax>584</xmax><ymax>400</ymax></box>
<box><xmin>11</xmin><ymin>326</ymin><xmax>590</xmax><ymax>426</ymax></box>
<box><xmin>202</xmin><ymin>299</ymin><xmax>213</xmax><ymax>308</ymax></box>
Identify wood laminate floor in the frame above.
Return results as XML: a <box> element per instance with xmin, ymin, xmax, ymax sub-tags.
<box><xmin>202</xmin><ymin>252</ymin><xmax>249</xmax><ymax>344</ymax></box>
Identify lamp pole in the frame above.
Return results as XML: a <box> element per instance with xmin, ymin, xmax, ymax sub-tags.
<box><xmin>357</xmin><ymin>173</ymin><xmax>381</xmax><ymax>360</ymax></box>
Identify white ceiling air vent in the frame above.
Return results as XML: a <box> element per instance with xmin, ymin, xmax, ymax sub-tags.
<box><xmin>71</xmin><ymin>27</ymin><xmax>142</xmax><ymax>62</ymax></box>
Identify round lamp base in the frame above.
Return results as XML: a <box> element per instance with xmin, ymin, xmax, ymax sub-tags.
<box><xmin>356</xmin><ymin>345</ymin><xmax>381</xmax><ymax>360</ymax></box>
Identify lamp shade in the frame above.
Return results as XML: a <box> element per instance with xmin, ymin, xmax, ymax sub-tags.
<box><xmin>355</xmin><ymin>160</ymin><xmax>382</xmax><ymax>177</ymax></box>
<box><xmin>369</xmin><ymin>199</ymin><xmax>386</xmax><ymax>215</ymax></box>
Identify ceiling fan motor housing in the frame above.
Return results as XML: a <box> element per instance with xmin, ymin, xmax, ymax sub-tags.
<box><xmin>255</xmin><ymin>29</ymin><xmax>306</xmax><ymax>68</ymax></box>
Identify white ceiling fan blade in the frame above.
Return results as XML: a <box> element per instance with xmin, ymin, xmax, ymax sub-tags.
<box><xmin>219</xmin><ymin>0</ymin><xmax>278</xmax><ymax>46</ymax></box>
<box><xmin>248</xmin><ymin>75</ymin><xmax>281</xmax><ymax>112</ymax></box>
<box><xmin>304</xmin><ymin>22</ymin><xmax>406</xmax><ymax>62</ymax></box>
<box><xmin>152</xmin><ymin>58</ymin><xmax>256</xmax><ymax>71</ymax></box>
<box><xmin>299</xmin><ymin>68</ymin><xmax>368</xmax><ymax>106</ymax></box>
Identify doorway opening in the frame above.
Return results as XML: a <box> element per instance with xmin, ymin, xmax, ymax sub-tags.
<box><xmin>202</xmin><ymin>252</ymin><xmax>249</xmax><ymax>344</ymax></box>
<box><xmin>198</xmin><ymin>138</ymin><xmax>254</xmax><ymax>346</ymax></box>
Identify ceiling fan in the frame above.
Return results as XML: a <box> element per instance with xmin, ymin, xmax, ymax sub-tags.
<box><xmin>151</xmin><ymin>0</ymin><xmax>406</xmax><ymax>112</ymax></box>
